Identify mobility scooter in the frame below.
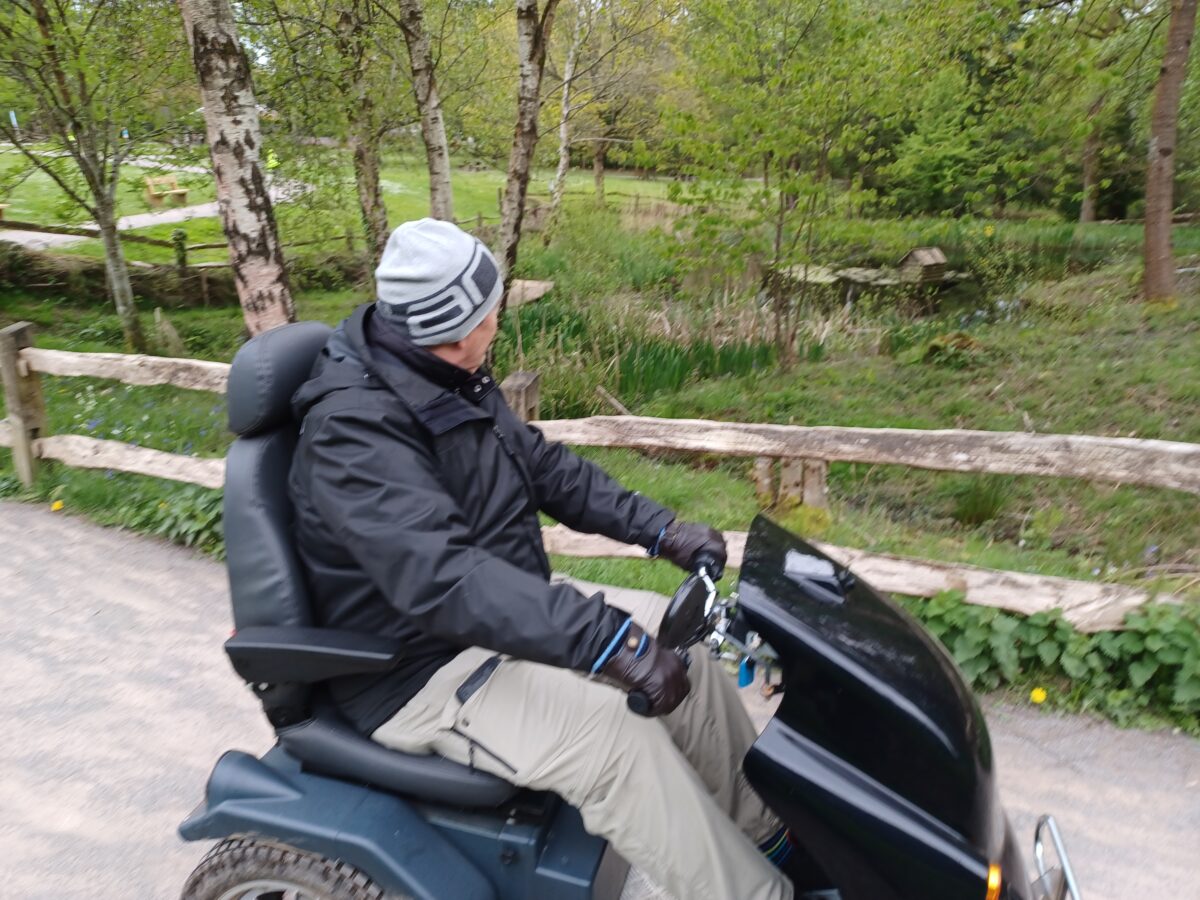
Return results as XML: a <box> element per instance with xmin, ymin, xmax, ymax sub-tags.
<box><xmin>178</xmin><ymin>322</ymin><xmax>1082</xmax><ymax>900</ymax></box>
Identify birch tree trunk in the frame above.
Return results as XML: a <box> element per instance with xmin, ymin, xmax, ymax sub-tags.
<box><xmin>95</xmin><ymin>202</ymin><xmax>146</xmax><ymax>351</ymax></box>
<box><xmin>3</xmin><ymin>0</ymin><xmax>148</xmax><ymax>350</ymax></box>
<box><xmin>397</xmin><ymin>0</ymin><xmax>454</xmax><ymax>221</ymax></box>
<box><xmin>338</xmin><ymin>1</ymin><xmax>389</xmax><ymax>265</ymax></box>
<box><xmin>548</xmin><ymin>5</ymin><xmax>589</xmax><ymax>222</ymax></box>
<box><xmin>499</xmin><ymin>0</ymin><xmax>561</xmax><ymax>290</ymax></box>
<box><xmin>350</xmin><ymin>115</ymin><xmax>390</xmax><ymax>267</ymax></box>
<box><xmin>1079</xmin><ymin>127</ymin><xmax>1100</xmax><ymax>224</ymax></box>
<box><xmin>1143</xmin><ymin>0</ymin><xmax>1197</xmax><ymax>301</ymax></box>
<box><xmin>593</xmin><ymin>139</ymin><xmax>606</xmax><ymax>206</ymax></box>
<box><xmin>178</xmin><ymin>0</ymin><xmax>295</xmax><ymax>335</ymax></box>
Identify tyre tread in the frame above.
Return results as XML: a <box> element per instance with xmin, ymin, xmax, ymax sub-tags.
<box><xmin>181</xmin><ymin>836</ymin><xmax>394</xmax><ymax>899</ymax></box>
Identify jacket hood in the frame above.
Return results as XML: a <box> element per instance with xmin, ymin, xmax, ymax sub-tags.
<box><xmin>291</xmin><ymin>303</ymin><xmax>445</xmax><ymax>421</ymax></box>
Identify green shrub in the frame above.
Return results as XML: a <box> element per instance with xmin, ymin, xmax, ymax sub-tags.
<box><xmin>948</xmin><ymin>475</ymin><xmax>1012</xmax><ymax>527</ymax></box>
<box><xmin>114</xmin><ymin>484</ymin><xmax>225</xmax><ymax>556</ymax></box>
<box><xmin>902</xmin><ymin>592</ymin><xmax>1200</xmax><ymax>733</ymax></box>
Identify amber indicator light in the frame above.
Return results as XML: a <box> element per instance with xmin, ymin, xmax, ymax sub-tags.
<box><xmin>985</xmin><ymin>863</ymin><xmax>1003</xmax><ymax>900</ymax></box>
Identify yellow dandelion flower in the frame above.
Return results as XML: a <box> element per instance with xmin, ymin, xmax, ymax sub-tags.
<box><xmin>1030</xmin><ymin>686</ymin><xmax>1048</xmax><ymax>705</ymax></box>
<box><xmin>51</xmin><ymin>500</ymin><xmax>64</xmax><ymax>512</ymax></box>
<box><xmin>983</xmin><ymin>225</ymin><xmax>996</xmax><ymax>238</ymax></box>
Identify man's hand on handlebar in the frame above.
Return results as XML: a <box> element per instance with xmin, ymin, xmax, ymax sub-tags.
<box><xmin>658</xmin><ymin>520</ymin><xmax>727</xmax><ymax>579</ymax></box>
<box><xmin>595</xmin><ymin>619</ymin><xmax>689</xmax><ymax>717</ymax></box>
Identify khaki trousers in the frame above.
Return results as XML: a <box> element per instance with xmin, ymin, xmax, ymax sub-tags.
<box><xmin>372</xmin><ymin>583</ymin><xmax>793</xmax><ymax>900</ymax></box>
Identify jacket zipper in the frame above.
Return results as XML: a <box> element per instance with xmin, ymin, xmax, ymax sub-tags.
<box><xmin>491</xmin><ymin>424</ymin><xmax>553</xmax><ymax>577</ymax></box>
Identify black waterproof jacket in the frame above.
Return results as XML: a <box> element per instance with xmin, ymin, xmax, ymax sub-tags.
<box><xmin>288</xmin><ymin>304</ymin><xmax>674</xmax><ymax>733</ymax></box>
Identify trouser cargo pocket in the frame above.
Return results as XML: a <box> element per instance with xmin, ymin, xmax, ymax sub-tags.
<box><xmin>455</xmin><ymin>654</ymin><xmax>502</xmax><ymax>703</ymax></box>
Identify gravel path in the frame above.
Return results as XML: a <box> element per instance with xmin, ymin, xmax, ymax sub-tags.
<box><xmin>1</xmin><ymin>500</ymin><xmax>1196</xmax><ymax>900</ymax></box>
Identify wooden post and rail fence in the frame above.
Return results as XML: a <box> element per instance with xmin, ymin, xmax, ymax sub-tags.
<box><xmin>2</xmin><ymin>320</ymin><xmax>1197</xmax><ymax>632</ymax></box>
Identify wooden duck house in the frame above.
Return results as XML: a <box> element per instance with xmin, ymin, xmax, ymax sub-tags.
<box><xmin>898</xmin><ymin>246</ymin><xmax>948</xmax><ymax>284</ymax></box>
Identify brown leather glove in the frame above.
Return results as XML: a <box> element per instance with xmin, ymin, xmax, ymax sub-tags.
<box><xmin>658</xmin><ymin>519</ymin><xmax>727</xmax><ymax>579</ymax></box>
<box><xmin>599</xmin><ymin>621</ymin><xmax>690</xmax><ymax>717</ymax></box>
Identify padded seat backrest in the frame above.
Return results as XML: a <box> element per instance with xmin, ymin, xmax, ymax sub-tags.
<box><xmin>223</xmin><ymin>321</ymin><xmax>332</xmax><ymax>631</ymax></box>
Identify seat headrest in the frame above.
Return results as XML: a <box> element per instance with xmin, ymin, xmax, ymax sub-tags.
<box><xmin>227</xmin><ymin>321</ymin><xmax>332</xmax><ymax>437</ymax></box>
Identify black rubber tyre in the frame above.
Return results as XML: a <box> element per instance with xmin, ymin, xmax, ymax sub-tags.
<box><xmin>181</xmin><ymin>837</ymin><xmax>404</xmax><ymax>900</ymax></box>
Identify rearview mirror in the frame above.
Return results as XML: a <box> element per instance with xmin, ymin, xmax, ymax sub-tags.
<box><xmin>657</xmin><ymin>572</ymin><xmax>716</xmax><ymax>650</ymax></box>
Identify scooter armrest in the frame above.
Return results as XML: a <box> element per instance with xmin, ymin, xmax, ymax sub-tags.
<box><xmin>225</xmin><ymin>626</ymin><xmax>404</xmax><ymax>684</ymax></box>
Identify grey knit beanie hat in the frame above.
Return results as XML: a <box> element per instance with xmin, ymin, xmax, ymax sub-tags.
<box><xmin>374</xmin><ymin>218</ymin><xmax>503</xmax><ymax>346</ymax></box>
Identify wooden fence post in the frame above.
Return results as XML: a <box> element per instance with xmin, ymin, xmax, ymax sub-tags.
<box><xmin>0</xmin><ymin>322</ymin><xmax>47</xmax><ymax>487</ymax></box>
<box><xmin>171</xmin><ymin>228</ymin><xmax>188</xmax><ymax>274</ymax></box>
<box><xmin>802</xmin><ymin>459</ymin><xmax>829</xmax><ymax>508</ymax></box>
<box><xmin>753</xmin><ymin>456</ymin><xmax>777</xmax><ymax>505</ymax></box>
<box><xmin>501</xmin><ymin>371</ymin><xmax>541</xmax><ymax>422</ymax></box>
<box><xmin>780</xmin><ymin>458</ymin><xmax>829</xmax><ymax>509</ymax></box>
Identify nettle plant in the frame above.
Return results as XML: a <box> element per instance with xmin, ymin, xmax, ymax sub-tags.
<box><xmin>901</xmin><ymin>591</ymin><xmax>1200</xmax><ymax>734</ymax></box>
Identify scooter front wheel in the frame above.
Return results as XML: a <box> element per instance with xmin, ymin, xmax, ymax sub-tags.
<box><xmin>182</xmin><ymin>836</ymin><xmax>406</xmax><ymax>900</ymax></box>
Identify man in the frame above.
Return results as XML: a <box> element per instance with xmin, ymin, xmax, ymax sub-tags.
<box><xmin>289</xmin><ymin>219</ymin><xmax>796</xmax><ymax>900</ymax></box>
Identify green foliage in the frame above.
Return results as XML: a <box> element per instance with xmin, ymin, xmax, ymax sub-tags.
<box><xmin>616</xmin><ymin>341</ymin><xmax>775</xmax><ymax>402</ymax></box>
<box><xmin>900</xmin><ymin>331</ymin><xmax>987</xmax><ymax>369</ymax></box>
<box><xmin>0</xmin><ymin>472</ymin><xmax>22</xmax><ymax>498</ymax></box>
<box><xmin>493</xmin><ymin>295</ymin><xmax>775</xmax><ymax>418</ymax></box>
<box><xmin>516</xmin><ymin>203</ymin><xmax>679</xmax><ymax>298</ymax></box>
<box><xmin>902</xmin><ymin>592</ymin><xmax>1200</xmax><ymax>734</ymax></box>
<box><xmin>883</xmin><ymin>68</ymin><xmax>988</xmax><ymax>216</ymax></box>
<box><xmin>112</xmin><ymin>485</ymin><xmax>225</xmax><ymax>555</ymax></box>
<box><xmin>947</xmin><ymin>475</ymin><xmax>1012</xmax><ymax>527</ymax></box>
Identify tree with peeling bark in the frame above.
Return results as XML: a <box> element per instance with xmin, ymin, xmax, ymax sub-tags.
<box><xmin>0</xmin><ymin>0</ymin><xmax>191</xmax><ymax>351</ymax></box>
<box><xmin>672</xmin><ymin>0</ymin><xmax>910</xmax><ymax>366</ymax></box>
<box><xmin>547</xmin><ymin>0</ymin><xmax>593</xmax><ymax>223</ymax></box>
<box><xmin>383</xmin><ymin>0</ymin><xmax>455</xmax><ymax>222</ymax></box>
<box><xmin>1144</xmin><ymin>0</ymin><xmax>1198</xmax><ymax>301</ymax></box>
<box><xmin>250</xmin><ymin>0</ymin><xmax>401</xmax><ymax>267</ymax></box>
<box><xmin>179</xmin><ymin>0</ymin><xmax>296</xmax><ymax>335</ymax></box>
<box><xmin>498</xmin><ymin>0</ymin><xmax>561</xmax><ymax>293</ymax></box>
<box><xmin>545</xmin><ymin>0</ymin><xmax>676</xmax><ymax>219</ymax></box>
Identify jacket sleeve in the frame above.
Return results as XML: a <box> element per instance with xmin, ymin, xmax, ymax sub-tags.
<box><xmin>304</xmin><ymin>409</ymin><xmax>627</xmax><ymax>672</ymax></box>
<box><xmin>520</xmin><ymin>419</ymin><xmax>675</xmax><ymax>549</ymax></box>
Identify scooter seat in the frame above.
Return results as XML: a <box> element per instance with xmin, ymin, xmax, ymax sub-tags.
<box><xmin>277</xmin><ymin>706</ymin><xmax>519</xmax><ymax>808</ymax></box>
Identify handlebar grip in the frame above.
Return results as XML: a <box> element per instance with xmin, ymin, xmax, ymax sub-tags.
<box><xmin>627</xmin><ymin>648</ymin><xmax>689</xmax><ymax>716</ymax></box>
<box><xmin>627</xmin><ymin>691</ymin><xmax>652</xmax><ymax>716</ymax></box>
<box><xmin>692</xmin><ymin>552</ymin><xmax>722</xmax><ymax>577</ymax></box>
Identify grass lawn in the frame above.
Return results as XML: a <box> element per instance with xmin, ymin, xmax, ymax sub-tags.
<box><xmin>0</xmin><ymin>157</ymin><xmax>217</xmax><ymax>224</ymax></box>
<box><xmin>30</xmin><ymin>152</ymin><xmax>670</xmax><ymax>267</ymax></box>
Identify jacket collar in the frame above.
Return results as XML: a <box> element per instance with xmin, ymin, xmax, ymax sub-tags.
<box><xmin>368</xmin><ymin>309</ymin><xmax>497</xmax><ymax>405</ymax></box>
<box><xmin>344</xmin><ymin>304</ymin><xmax>493</xmax><ymax>435</ymax></box>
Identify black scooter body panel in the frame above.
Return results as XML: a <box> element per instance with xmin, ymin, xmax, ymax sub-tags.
<box><xmin>737</xmin><ymin>515</ymin><xmax>1030</xmax><ymax>899</ymax></box>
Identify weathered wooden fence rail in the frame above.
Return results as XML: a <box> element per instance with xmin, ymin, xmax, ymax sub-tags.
<box><xmin>2</xmin><ymin>321</ymin><xmax>1194</xmax><ymax>631</ymax></box>
<box><xmin>535</xmin><ymin>416</ymin><xmax>1200</xmax><ymax>495</ymax></box>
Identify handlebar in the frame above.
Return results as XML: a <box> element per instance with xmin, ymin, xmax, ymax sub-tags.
<box><xmin>691</xmin><ymin>551</ymin><xmax>723</xmax><ymax>580</ymax></box>
<box><xmin>626</xmin><ymin>691</ymin><xmax>652</xmax><ymax>716</ymax></box>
